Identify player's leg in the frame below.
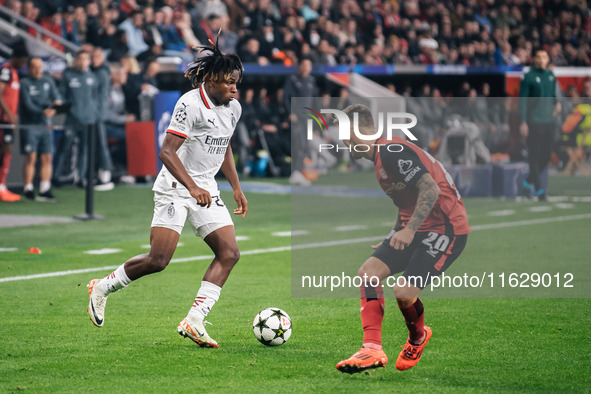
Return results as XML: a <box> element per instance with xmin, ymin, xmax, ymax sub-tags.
<box><xmin>36</xmin><ymin>129</ymin><xmax>56</xmax><ymax>200</ymax></box>
<box><xmin>337</xmin><ymin>232</ymin><xmax>412</xmax><ymax>374</ymax></box>
<box><xmin>178</xmin><ymin>197</ymin><xmax>238</xmax><ymax>348</ymax></box>
<box><xmin>87</xmin><ymin>227</ymin><xmax>180</xmax><ymax>327</ymax></box>
<box><xmin>179</xmin><ymin>226</ymin><xmax>239</xmax><ymax>348</ymax></box>
<box><xmin>525</xmin><ymin>125</ymin><xmax>542</xmax><ymax>193</ymax></box>
<box><xmin>23</xmin><ymin>152</ymin><xmax>37</xmax><ymax>199</ymax></box>
<box><xmin>394</xmin><ymin>233</ymin><xmax>468</xmax><ymax>371</ymax></box>
<box><xmin>87</xmin><ymin>192</ymin><xmax>186</xmax><ymax>327</ymax></box>
<box><xmin>0</xmin><ymin>130</ymin><xmax>20</xmax><ymax>201</ymax></box>
<box><xmin>336</xmin><ymin>257</ymin><xmax>391</xmax><ymax>374</ymax></box>
<box><xmin>535</xmin><ymin>123</ymin><xmax>555</xmax><ymax>199</ymax></box>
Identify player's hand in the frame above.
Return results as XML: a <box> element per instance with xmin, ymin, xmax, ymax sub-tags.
<box><xmin>370</xmin><ymin>242</ymin><xmax>383</xmax><ymax>250</ymax></box>
<box><xmin>233</xmin><ymin>189</ymin><xmax>248</xmax><ymax>218</ymax></box>
<box><xmin>520</xmin><ymin>122</ymin><xmax>528</xmax><ymax>138</ymax></box>
<box><xmin>389</xmin><ymin>227</ymin><xmax>415</xmax><ymax>250</ymax></box>
<box><xmin>43</xmin><ymin>108</ymin><xmax>56</xmax><ymax>118</ymax></box>
<box><xmin>190</xmin><ymin>186</ymin><xmax>211</xmax><ymax>208</ymax></box>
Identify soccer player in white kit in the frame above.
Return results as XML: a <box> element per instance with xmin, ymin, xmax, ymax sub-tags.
<box><xmin>86</xmin><ymin>39</ymin><xmax>248</xmax><ymax>348</ymax></box>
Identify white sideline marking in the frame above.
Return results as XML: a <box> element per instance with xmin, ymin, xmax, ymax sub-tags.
<box><xmin>554</xmin><ymin>203</ymin><xmax>575</xmax><ymax>209</ymax></box>
<box><xmin>141</xmin><ymin>242</ymin><xmax>185</xmax><ymax>249</ymax></box>
<box><xmin>235</xmin><ymin>236</ymin><xmax>250</xmax><ymax>241</ymax></box>
<box><xmin>488</xmin><ymin>209</ymin><xmax>516</xmax><ymax>217</ymax></box>
<box><xmin>528</xmin><ymin>206</ymin><xmax>552</xmax><ymax>212</ymax></box>
<box><xmin>334</xmin><ymin>225</ymin><xmax>368</xmax><ymax>231</ymax></box>
<box><xmin>272</xmin><ymin>230</ymin><xmax>308</xmax><ymax>237</ymax></box>
<box><xmin>83</xmin><ymin>248</ymin><xmax>123</xmax><ymax>255</ymax></box>
<box><xmin>2</xmin><ymin>213</ymin><xmax>591</xmax><ymax>283</ymax></box>
<box><xmin>0</xmin><ymin>248</ymin><xmax>18</xmax><ymax>252</ymax></box>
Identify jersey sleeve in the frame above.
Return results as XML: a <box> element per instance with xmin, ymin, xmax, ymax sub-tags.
<box><xmin>380</xmin><ymin>144</ymin><xmax>428</xmax><ymax>187</ymax></box>
<box><xmin>0</xmin><ymin>67</ymin><xmax>12</xmax><ymax>83</ymax></box>
<box><xmin>167</xmin><ymin>99</ymin><xmax>197</xmax><ymax>139</ymax></box>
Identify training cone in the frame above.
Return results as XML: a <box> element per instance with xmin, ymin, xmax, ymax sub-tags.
<box><xmin>28</xmin><ymin>247</ymin><xmax>41</xmax><ymax>254</ymax></box>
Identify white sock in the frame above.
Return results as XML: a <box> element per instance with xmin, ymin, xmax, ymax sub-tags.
<box><xmin>24</xmin><ymin>184</ymin><xmax>34</xmax><ymax>192</ymax></box>
<box><xmin>98</xmin><ymin>264</ymin><xmax>132</xmax><ymax>295</ymax></box>
<box><xmin>187</xmin><ymin>281</ymin><xmax>221</xmax><ymax>321</ymax></box>
<box><xmin>40</xmin><ymin>181</ymin><xmax>51</xmax><ymax>193</ymax></box>
<box><xmin>0</xmin><ymin>184</ymin><xmax>6</xmax><ymax>191</ymax></box>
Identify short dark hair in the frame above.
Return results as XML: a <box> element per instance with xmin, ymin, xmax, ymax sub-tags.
<box><xmin>184</xmin><ymin>33</ymin><xmax>243</xmax><ymax>88</ymax></box>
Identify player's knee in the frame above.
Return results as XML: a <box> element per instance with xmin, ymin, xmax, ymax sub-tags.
<box><xmin>146</xmin><ymin>254</ymin><xmax>170</xmax><ymax>273</ymax></box>
<box><xmin>218</xmin><ymin>247</ymin><xmax>240</xmax><ymax>265</ymax></box>
<box><xmin>393</xmin><ymin>284</ymin><xmax>418</xmax><ymax>300</ymax></box>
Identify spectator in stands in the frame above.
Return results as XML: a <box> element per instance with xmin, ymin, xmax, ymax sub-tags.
<box><xmin>141</xmin><ymin>6</ymin><xmax>163</xmax><ymax>48</ymax></box>
<box><xmin>283</xmin><ymin>57</ymin><xmax>317</xmax><ymax>186</ymax></box>
<box><xmin>19</xmin><ymin>57</ymin><xmax>62</xmax><ymax>201</ymax></box>
<box><xmin>54</xmin><ymin>50</ymin><xmax>98</xmax><ymax>188</ymax></box>
<box><xmin>158</xmin><ymin>6</ymin><xmax>187</xmax><ymax>53</ymax></box>
<box><xmin>120</xmin><ymin>56</ymin><xmax>142</xmax><ymax>119</ymax></box>
<box><xmin>105</xmin><ymin>64</ymin><xmax>135</xmax><ymax>181</ymax></box>
<box><xmin>175</xmin><ymin>10</ymin><xmax>202</xmax><ymax>49</ymax></box>
<box><xmin>118</xmin><ymin>10</ymin><xmax>149</xmax><ymax>57</ymax></box>
<box><xmin>91</xmin><ymin>48</ymin><xmax>114</xmax><ymax>190</ymax></box>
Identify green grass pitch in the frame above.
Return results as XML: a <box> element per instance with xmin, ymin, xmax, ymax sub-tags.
<box><xmin>1</xmin><ymin>175</ymin><xmax>590</xmax><ymax>392</ymax></box>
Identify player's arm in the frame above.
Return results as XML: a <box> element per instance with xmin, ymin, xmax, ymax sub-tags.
<box><xmin>159</xmin><ymin>132</ymin><xmax>212</xmax><ymax>207</ymax></box>
<box><xmin>0</xmin><ymin>82</ymin><xmax>16</xmax><ymax>125</ymax></box>
<box><xmin>220</xmin><ymin>144</ymin><xmax>248</xmax><ymax>217</ymax></box>
<box><xmin>390</xmin><ymin>173</ymin><xmax>440</xmax><ymax>250</ymax></box>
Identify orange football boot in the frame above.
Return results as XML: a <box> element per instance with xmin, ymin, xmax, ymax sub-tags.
<box><xmin>395</xmin><ymin>326</ymin><xmax>432</xmax><ymax>371</ymax></box>
<box><xmin>336</xmin><ymin>347</ymin><xmax>388</xmax><ymax>374</ymax></box>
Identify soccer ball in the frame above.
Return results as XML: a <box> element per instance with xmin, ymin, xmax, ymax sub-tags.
<box><xmin>252</xmin><ymin>308</ymin><xmax>292</xmax><ymax>346</ymax></box>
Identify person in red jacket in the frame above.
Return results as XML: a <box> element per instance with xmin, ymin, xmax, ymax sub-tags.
<box><xmin>0</xmin><ymin>42</ymin><xmax>28</xmax><ymax>202</ymax></box>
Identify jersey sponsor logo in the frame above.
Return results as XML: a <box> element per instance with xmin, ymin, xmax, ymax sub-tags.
<box><xmin>207</xmin><ymin>118</ymin><xmax>216</xmax><ymax>127</ymax></box>
<box><xmin>404</xmin><ymin>166</ymin><xmax>421</xmax><ymax>183</ymax></box>
<box><xmin>205</xmin><ymin>135</ymin><xmax>230</xmax><ymax>154</ymax></box>
<box><xmin>398</xmin><ymin>159</ymin><xmax>414</xmax><ymax>174</ymax></box>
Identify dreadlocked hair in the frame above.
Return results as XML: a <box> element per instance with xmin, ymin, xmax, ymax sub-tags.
<box><xmin>184</xmin><ymin>30</ymin><xmax>244</xmax><ymax>88</ymax></box>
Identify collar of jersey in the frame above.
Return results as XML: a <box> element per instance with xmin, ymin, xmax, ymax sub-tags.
<box><xmin>199</xmin><ymin>84</ymin><xmax>214</xmax><ymax>109</ymax></box>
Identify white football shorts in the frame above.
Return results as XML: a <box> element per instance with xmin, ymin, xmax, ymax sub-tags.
<box><xmin>151</xmin><ymin>191</ymin><xmax>233</xmax><ymax>238</ymax></box>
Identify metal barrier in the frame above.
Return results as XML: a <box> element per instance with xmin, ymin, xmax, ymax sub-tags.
<box><xmin>0</xmin><ymin>123</ymin><xmax>103</xmax><ymax>220</ymax></box>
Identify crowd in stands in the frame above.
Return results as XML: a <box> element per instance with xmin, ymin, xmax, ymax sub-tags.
<box><xmin>1</xmin><ymin>0</ymin><xmax>590</xmax><ymax>67</ymax></box>
<box><xmin>1</xmin><ymin>0</ymin><xmax>590</xmax><ymax>183</ymax></box>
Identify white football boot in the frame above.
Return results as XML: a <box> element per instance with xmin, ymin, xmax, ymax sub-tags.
<box><xmin>87</xmin><ymin>279</ymin><xmax>108</xmax><ymax>327</ymax></box>
<box><xmin>177</xmin><ymin>318</ymin><xmax>219</xmax><ymax>348</ymax></box>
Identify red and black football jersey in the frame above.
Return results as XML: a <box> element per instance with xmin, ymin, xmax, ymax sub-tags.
<box><xmin>374</xmin><ymin>137</ymin><xmax>471</xmax><ymax>235</ymax></box>
<box><xmin>0</xmin><ymin>64</ymin><xmax>19</xmax><ymax>123</ymax></box>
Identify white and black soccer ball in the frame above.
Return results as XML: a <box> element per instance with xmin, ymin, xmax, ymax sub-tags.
<box><xmin>252</xmin><ymin>308</ymin><xmax>292</xmax><ymax>346</ymax></box>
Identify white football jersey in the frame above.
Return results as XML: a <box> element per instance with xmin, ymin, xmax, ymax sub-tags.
<box><xmin>152</xmin><ymin>84</ymin><xmax>242</xmax><ymax>196</ymax></box>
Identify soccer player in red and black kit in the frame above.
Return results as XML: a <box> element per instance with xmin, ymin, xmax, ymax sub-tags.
<box><xmin>0</xmin><ymin>43</ymin><xmax>28</xmax><ymax>202</ymax></box>
<box><xmin>336</xmin><ymin>104</ymin><xmax>471</xmax><ymax>374</ymax></box>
